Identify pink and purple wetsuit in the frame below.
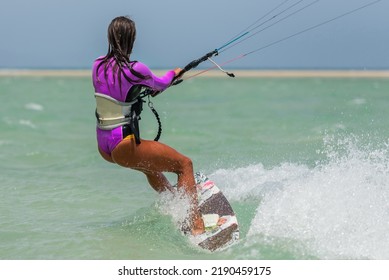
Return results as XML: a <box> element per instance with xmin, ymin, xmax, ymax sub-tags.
<box><xmin>92</xmin><ymin>57</ymin><xmax>175</xmax><ymax>155</ymax></box>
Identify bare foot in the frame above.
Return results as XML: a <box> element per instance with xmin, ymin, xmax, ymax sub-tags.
<box><xmin>217</xmin><ymin>217</ymin><xmax>227</xmax><ymax>226</ymax></box>
<box><xmin>191</xmin><ymin>228</ymin><xmax>205</xmax><ymax>236</ymax></box>
<box><xmin>191</xmin><ymin>215</ymin><xmax>205</xmax><ymax>236</ymax></box>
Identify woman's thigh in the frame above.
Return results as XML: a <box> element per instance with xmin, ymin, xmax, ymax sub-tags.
<box><xmin>111</xmin><ymin>137</ymin><xmax>192</xmax><ymax>173</ymax></box>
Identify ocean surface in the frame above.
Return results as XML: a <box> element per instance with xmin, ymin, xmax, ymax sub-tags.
<box><xmin>1</xmin><ymin>73</ymin><xmax>388</xmax><ymax>260</ymax></box>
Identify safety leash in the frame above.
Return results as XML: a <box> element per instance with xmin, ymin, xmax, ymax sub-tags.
<box><xmin>147</xmin><ymin>95</ymin><xmax>162</xmax><ymax>142</ymax></box>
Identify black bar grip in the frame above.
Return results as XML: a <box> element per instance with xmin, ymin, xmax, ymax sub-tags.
<box><xmin>172</xmin><ymin>49</ymin><xmax>218</xmax><ymax>86</ymax></box>
<box><xmin>183</xmin><ymin>49</ymin><xmax>218</xmax><ymax>72</ymax></box>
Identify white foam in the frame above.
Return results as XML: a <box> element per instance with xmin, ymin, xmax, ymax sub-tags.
<box><xmin>350</xmin><ymin>98</ymin><xmax>366</xmax><ymax>105</ymax></box>
<box><xmin>25</xmin><ymin>103</ymin><xmax>44</xmax><ymax>111</ymax></box>
<box><xmin>212</xmin><ymin>135</ymin><xmax>389</xmax><ymax>259</ymax></box>
<box><xmin>212</xmin><ymin>163</ymin><xmax>311</xmax><ymax>202</ymax></box>
<box><xmin>156</xmin><ymin>190</ymin><xmax>191</xmax><ymax>227</ymax></box>
<box><xmin>18</xmin><ymin>119</ymin><xmax>36</xmax><ymax>129</ymax></box>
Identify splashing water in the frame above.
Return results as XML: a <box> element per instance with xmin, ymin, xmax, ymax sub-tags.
<box><xmin>211</xmin><ymin>135</ymin><xmax>389</xmax><ymax>259</ymax></box>
<box><xmin>156</xmin><ymin>190</ymin><xmax>191</xmax><ymax>228</ymax></box>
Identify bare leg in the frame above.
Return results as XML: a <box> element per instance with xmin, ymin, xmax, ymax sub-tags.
<box><xmin>111</xmin><ymin>137</ymin><xmax>204</xmax><ymax>234</ymax></box>
<box><xmin>99</xmin><ymin>147</ymin><xmax>173</xmax><ymax>193</ymax></box>
<box><xmin>137</xmin><ymin>168</ymin><xmax>174</xmax><ymax>193</ymax></box>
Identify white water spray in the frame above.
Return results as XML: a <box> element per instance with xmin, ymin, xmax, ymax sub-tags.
<box><xmin>212</xmin><ymin>135</ymin><xmax>389</xmax><ymax>259</ymax></box>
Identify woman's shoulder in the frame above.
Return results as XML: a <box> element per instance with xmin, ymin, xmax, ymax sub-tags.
<box><xmin>94</xmin><ymin>56</ymin><xmax>106</xmax><ymax>63</ymax></box>
<box><xmin>92</xmin><ymin>56</ymin><xmax>106</xmax><ymax>68</ymax></box>
<box><xmin>131</xmin><ymin>61</ymin><xmax>152</xmax><ymax>74</ymax></box>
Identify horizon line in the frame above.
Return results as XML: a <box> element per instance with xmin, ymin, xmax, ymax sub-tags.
<box><xmin>1</xmin><ymin>69</ymin><xmax>389</xmax><ymax>78</ymax></box>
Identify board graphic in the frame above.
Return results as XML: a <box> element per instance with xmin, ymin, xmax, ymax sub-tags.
<box><xmin>183</xmin><ymin>172</ymin><xmax>239</xmax><ymax>251</ymax></box>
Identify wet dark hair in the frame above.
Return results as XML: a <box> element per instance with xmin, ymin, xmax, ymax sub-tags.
<box><xmin>95</xmin><ymin>16</ymin><xmax>148</xmax><ymax>87</ymax></box>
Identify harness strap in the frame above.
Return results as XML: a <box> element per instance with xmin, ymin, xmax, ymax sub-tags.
<box><xmin>129</xmin><ymin>97</ymin><xmax>144</xmax><ymax>144</ymax></box>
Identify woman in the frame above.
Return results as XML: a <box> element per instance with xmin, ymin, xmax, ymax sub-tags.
<box><xmin>92</xmin><ymin>16</ymin><xmax>204</xmax><ymax>235</ymax></box>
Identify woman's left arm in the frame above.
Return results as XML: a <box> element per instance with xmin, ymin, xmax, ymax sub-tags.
<box><xmin>133</xmin><ymin>62</ymin><xmax>176</xmax><ymax>91</ymax></box>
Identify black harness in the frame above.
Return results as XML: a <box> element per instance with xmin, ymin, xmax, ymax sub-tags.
<box><xmin>100</xmin><ymin>85</ymin><xmax>161</xmax><ymax>145</ymax></box>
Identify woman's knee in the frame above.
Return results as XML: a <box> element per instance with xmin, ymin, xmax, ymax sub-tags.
<box><xmin>177</xmin><ymin>155</ymin><xmax>193</xmax><ymax>173</ymax></box>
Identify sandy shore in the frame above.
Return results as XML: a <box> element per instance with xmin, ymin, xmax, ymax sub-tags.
<box><xmin>1</xmin><ymin>69</ymin><xmax>389</xmax><ymax>78</ymax></box>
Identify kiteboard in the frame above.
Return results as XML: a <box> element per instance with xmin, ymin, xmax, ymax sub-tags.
<box><xmin>181</xmin><ymin>172</ymin><xmax>239</xmax><ymax>251</ymax></box>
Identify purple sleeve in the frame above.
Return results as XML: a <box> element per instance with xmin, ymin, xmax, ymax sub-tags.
<box><xmin>132</xmin><ymin>62</ymin><xmax>175</xmax><ymax>91</ymax></box>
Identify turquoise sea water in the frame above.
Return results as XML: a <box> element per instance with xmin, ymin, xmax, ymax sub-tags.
<box><xmin>1</xmin><ymin>74</ymin><xmax>389</xmax><ymax>260</ymax></box>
